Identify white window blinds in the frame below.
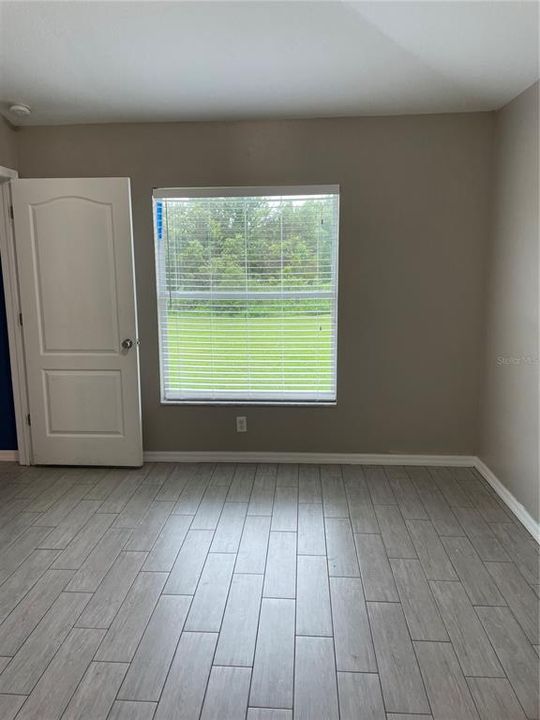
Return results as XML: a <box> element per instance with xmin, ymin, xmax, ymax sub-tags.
<box><xmin>153</xmin><ymin>186</ymin><xmax>339</xmax><ymax>403</ymax></box>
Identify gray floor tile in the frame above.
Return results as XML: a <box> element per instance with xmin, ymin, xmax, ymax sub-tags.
<box><xmin>375</xmin><ymin>506</ymin><xmax>416</xmax><ymax>559</ymax></box>
<box><xmin>476</xmin><ymin>605</ymin><xmax>540</xmax><ymax>719</ymax></box>
<box><xmin>154</xmin><ymin>632</ymin><xmax>217</xmax><ymax>720</ymax></box>
<box><xmin>337</xmin><ymin>672</ymin><xmax>385</xmax><ymax>720</ymax></box>
<box><xmin>98</xmin><ymin>473</ymin><xmax>145</xmax><ymax>514</ymax></box>
<box><xmin>236</xmin><ymin>515</ymin><xmax>271</xmax><ymax>574</ymax></box>
<box><xmin>173</xmin><ymin>475</ymin><xmax>208</xmax><ymax>515</ymax></box>
<box><xmin>298</xmin><ymin>464</ymin><xmax>321</xmax><ymax>503</ymax></box>
<box><xmin>296</xmin><ymin>555</ymin><xmax>332</xmax><ymax>636</ymax></box>
<box><xmin>467</xmin><ymin>677</ymin><xmax>527</xmax><ymax>720</ymax></box>
<box><xmin>485</xmin><ymin>561</ymin><xmax>539</xmax><ymax>643</ymax></box>
<box><xmin>388</xmin><ymin>477</ymin><xmax>428</xmax><ymax>520</ymax></box>
<box><xmin>109</xmin><ymin>700</ymin><xmax>157</xmax><ymax>720</ymax></box>
<box><xmin>0</xmin><ymin>694</ymin><xmax>26</xmax><ymax>720</ymax></box>
<box><xmin>390</xmin><ymin>559</ymin><xmax>448</xmax><ymax>641</ymax></box>
<box><xmin>39</xmin><ymin>500</ymin><xmax>101</xmax><ymax>550</ymax></box>
<box><xmin>263</xmin><ymin>531</ymin><xmax>296</xmax><ymax>599</ymax></box>
<box><xmin>276</xmin><ymin>464</ymin><xmax>298</xmax><ymax>487</ymax></box>
<box><xmin>271</xmin><ymin>486</ymin><xmax>298</xmax><ymax>531</ymax></box>
<box><xmin>414</xmin><ymin>641</ymin><xmax>480</xmax><ymax>720</ymax></box>
<box><xmin>0</xmin><ymin>525</ymin><xmax>52</xmax><ymax>583</ymax></box>
<box><xmin>62</xmin><ymin>661</ymin><xmax>129</xmax><ymax>720</ymax></box>
<box><xmin>209</xmin><ymin>463</ymin><xmax>236</xmax><ymax>488</ymax></box>
<box><xmin>201</xmin><ymin>666</ymin><xmax>251</xmax><ymax>720</ymax></box>
<box><xmin>83</xmin><ymin>469</ymin><xmax>130</xmax><ymax>502</ymax></box>
<box><xmin>467</xmin><ymin>678</ymin><xmax>526</xmax><ymax>720</ymax></box>
<box><xmin>321</xmin><ymin>466</ymin><xmax>348</xmax><ymax>517</ymax></box>
<box><xmin>113</xmin><ymin>485</ymin><xmax>159</xmax><ymax>529</ymax></box>
<box><xmin>164</xmin><ymin>528</ymin><xmax>214</xmax><ymax>594</ymax></box>
<box><xmin>215</xmin><ymin>573</ymin><xmax>263</xmax><ymax>666</ymax></box>
<box><xmin>356</xmin><ymin>533</ymin><xmax>399</xmax><ymax>601</ymax></box>
<box><xmin>227</xmin><ymin>463</ymin><xmax>257</xmax><ymax>503</ymax></box>
<box><xmin>191</xmin><ymin>486</ymin><xmax>228</xmax><ymax>530</ymax></box>
<box><xmin>294</xmin><ymin>636</ymin><xmax>339</xmax><ymax>720</ymax></box>
<box><xmin>119</xmin><ymin>594</ymin><xmax>190</xmax><ymax>701</ymax></box>
<box><xmin>330</xmin><ymin>577</ymin><xmax>376</xmax><ymax>672</ymax></box>
<box><xmin>65</xmin><ymin>528</ymin><xmax>131</xmax><ymax>592</ymax></box>
<box><xmin>13</xmin><ymin>627</ymin><xmax>104</xmax><ymax>720</ymax></box>
<box><xmin>94</xmin><ymin>571</ymin><xmax>167</xmax><ymax>662</ymax></box>
<box><xmin>347</xmin><ymin>496</ymin><xmax>379</xmax><ymax>533</ymax></box>
<box><xmin>430</xmin><ymin>467</ymin><xmax>474</xmax><ymax>508</ymax></box>
<box><xmin>0</xmin><ymin>548</ymin><xmax>60</xmax><ymax>624</ymax></box>
<box><xmin>0</xmin><ymin>567</ymin><xmax>73</xmax><ymax>655</ymax></box>
<box><xmin>76</xmin><ymin>551</ymin><xmax>146</xmax><ymax>628</ymax></box>
<box><xmin>411</xmin><ymin>474</ymin><xmax>464</xmax><ymax>537</ymax></box>
<box><xmin>453</xmin><ymin>507</ymin><xmax>510</xmax><ymax>561</ymax></box>
<box><xmin>211</xmin><ymin>502</ymin><xmax>248</xmax><ymax>552</ymax></box>
<box><xmin>51</xmin><ymin>513</ymin><xmax>116</xmax><ymax>570</ymax></box>
<box><xmin>386</xmin><ymin>716</ymin><xmax>433</xmax><ymax>720</ymax></box>
<box><xmin>247</xmin><ymin>711</ymin><xmax>292</xmax><ymax>720</ymax></box>
<box><xmin>430</xmin><ymin>580</ymin><xmax>503</xmax><ymax>676</ymax></box>
<box><xmin>125</xmin><ymin>501</ymin><xmax>174</xmax><ymax>551</ymax></box>
<box><xmin>227</xmin><ymin>464</ymin><xmax>256</xmax><ymax>501</ymax></box>
<box><xmin>490</xmin><ymin>522</ymin><xmax>539</xmax><ymax>586</ymax></box>
<box><xmin>325</xmin><ymin>517</ymin><xmax>359</xmax><ymax>576</ymax></box>
<box><xmin>184</xmin><ymin>553</ymin><xmax>235</xmax><ymax>631</ymax></box>
<box><xmin>155</xmin><ymin>465</ymin><xmax>189</xmax><ymax>501</ymax></box>
<box><xmin>406</xmin><ymin>519</ymin><xmax>458</xmax><ymax>581</ymax></box>
<box><xmin>298</xmin><ymin>503</ymin><xmax>326</xmax><ymax>555</ymax></box>
<box><xmin>365</xmin><ymin>467</ymin><xmax>396</xmax><ymax>505</ymax></box>
<box><xmin>441</xmin><ymin>536</ymin><xmax>505</xmax><ymax>606</ymax></box>
<box><xmin>142</xmin><ymin>514</ymin><xmax>192</xmax><ymax>572</ymax></box>
<box><xmin>0</xmin><ymin>591</ymin><xmax>90</xmax><ymax>694</ymax></box>
<box><xmin>367</xmin><ymin>601</ymin><xmax>429</xmax><ymax>715</ymax></box>
<box><xmin>250</xmin><ymin>598</ymin><xmax>295</xmax><ymax>709</ymax></box>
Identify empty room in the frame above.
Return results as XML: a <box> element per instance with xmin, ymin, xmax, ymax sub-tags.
<box><xmin>0</xmin><ymin>1</ymin><xmax>538</xmax><ymax>719</ymax></box>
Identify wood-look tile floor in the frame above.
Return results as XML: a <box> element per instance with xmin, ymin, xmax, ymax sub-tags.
<box><xmin>0</xmin><ymin>461</ymin><xmax>538</xmax><ymax>720</ymax></box>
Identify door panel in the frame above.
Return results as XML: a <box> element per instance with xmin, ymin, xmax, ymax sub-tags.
<box><xmin>12</xmin><ymin>178</ymin><xmax>142</xmax><ymax>466</ymax></box>
<box><xmin>43</xmin><ymin>370</ymin><xmax>124</xmax><ymax>435</ymax></box>
<box><xmin>31</xmin><ymin>197</ymin><xmax>119</xmax><ymax>353</ymax></box>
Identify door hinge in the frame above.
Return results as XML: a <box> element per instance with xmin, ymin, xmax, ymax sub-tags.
<box><xmin>18</xmin><ymin>312</ymin><xmax>23</xmax><ymax>327</ymax></box>
<box><xmin>26</xmin><ymin>413</ymin><xmax>31</xmax><ymax>427</ymax></box>
<box><xmin>9</xmin><ymin>205</ymin><xmax>14</xmax><ymax>220</ymax></box>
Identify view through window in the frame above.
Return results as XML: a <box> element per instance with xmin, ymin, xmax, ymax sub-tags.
<box><xmin>153</xmin><ymin>186</ymin><xmax>339</xmax><ymax>403</ymax></box>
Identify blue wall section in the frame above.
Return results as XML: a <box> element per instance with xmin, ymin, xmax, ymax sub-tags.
<box><xmin>0</xmin><ymin>257</ymin><xmax>17</xmax><ymax>450</ymax></box>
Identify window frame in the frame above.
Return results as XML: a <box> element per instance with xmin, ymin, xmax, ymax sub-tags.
<box><xmin>152</xmin><ymin>184</ymin><xmax>340</xmax><ymax>407</ymax></box>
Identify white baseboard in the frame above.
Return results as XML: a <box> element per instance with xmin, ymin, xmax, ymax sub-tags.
<box><xmin>473</xmin><ymin>458</ymin><xmax>539</xmax><ymax>543</ymax></box>
<box><xmin>0</xmin><ymin>450</ymin><xmax>18</xmax><ymax>462</ymax></box>
<box><xmin>143</xmin><ymin>450</ymin><xmax>477</xmax><ymax>466</ymax></box>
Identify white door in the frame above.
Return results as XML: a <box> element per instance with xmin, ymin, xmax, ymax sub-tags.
<box><xmin>11</xmin><ymin>178</ymin><xmax>142</xmax><ymax>466</ymax></box>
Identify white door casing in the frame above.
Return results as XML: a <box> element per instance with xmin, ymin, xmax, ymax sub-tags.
<box><xmin>11</xmin><ymin>177</ymin><xmax>142</xmax><ymax>466</ymax></box>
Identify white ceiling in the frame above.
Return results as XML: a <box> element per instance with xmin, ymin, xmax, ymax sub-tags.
<box><xmin>0</xmin><ymin>1</ymin><xmax>538</xmax><ymax>126</ymax></box>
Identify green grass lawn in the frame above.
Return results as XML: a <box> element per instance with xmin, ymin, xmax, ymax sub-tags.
<box><xmin>165</xmin><ymin>311</ymin><xmax>334</xmax><ymax>393</ymax></box>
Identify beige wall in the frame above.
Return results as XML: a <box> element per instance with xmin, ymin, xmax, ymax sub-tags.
<box><xmin>480</xmin><ymin>82</ymin><xmax>539</xmax><ymax>522</ymax></box>
<box><xmin>16</xmin><ymin>113</ymin><xmax>493</xmax><ymax>454</ymax></box>
<box><xmin>0</xmin><ymin>116</ymin><xmax>17</xmax><ymax>170</ymax></box>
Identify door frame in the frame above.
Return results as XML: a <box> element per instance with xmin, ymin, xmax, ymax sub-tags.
<box><xmin>0</xmin><ymin>165</ymin><xmax>32</xmax><ymax>464</ymax></box>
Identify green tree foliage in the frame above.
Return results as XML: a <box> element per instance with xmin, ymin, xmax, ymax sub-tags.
<box><xmin>160</xmin><ymin>195</ymin><xmax>336</xmax><ymax>297</ymax></box>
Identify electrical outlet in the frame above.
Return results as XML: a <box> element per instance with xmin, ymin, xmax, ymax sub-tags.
<box><xmin>236</xmin><ymin>416</ymin><xmax>247</xmax><ymax>432</ymax></box>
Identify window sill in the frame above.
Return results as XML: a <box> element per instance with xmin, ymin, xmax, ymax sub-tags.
<box><xmin>160</xmin><ymin>399</ymin><xmax>337</xmax><ymax>407</ymax></box>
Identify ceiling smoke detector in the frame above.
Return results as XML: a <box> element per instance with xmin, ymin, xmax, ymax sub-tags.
<box><xmin>9</xmin><ymin>103</ymin><xmax>32</xmax><ymax>118</ymax></box>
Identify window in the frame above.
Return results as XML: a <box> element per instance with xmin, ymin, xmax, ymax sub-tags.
<box><xmin>153</xmin><ymin>185</ymin><xmax>339</xmax><ymax>404</ymax></box>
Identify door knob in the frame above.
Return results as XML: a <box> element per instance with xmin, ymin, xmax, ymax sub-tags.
<box><xmin>122</xmin><ymin>338</ymin><xmax>133</xmax><ymax>350</ymax></box>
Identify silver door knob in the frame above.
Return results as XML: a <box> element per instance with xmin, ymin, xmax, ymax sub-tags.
<box><xmin>122</xmin><ymin>338</ymin><xmax>133</xmax><ymax>350</ymax></box>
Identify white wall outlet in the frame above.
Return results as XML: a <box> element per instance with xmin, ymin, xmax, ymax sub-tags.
<box><xmin>236</xmin><ymin>416</ymin><xmax>247</xmax><ymax>432</ymax></box>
